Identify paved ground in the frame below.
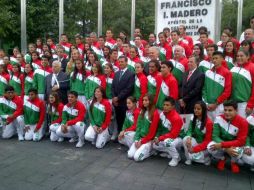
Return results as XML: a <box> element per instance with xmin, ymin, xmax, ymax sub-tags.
<box><xmin>0</xmin><ymin>137</ymin><xmax>253</xmax><ymax>190</ymax></box>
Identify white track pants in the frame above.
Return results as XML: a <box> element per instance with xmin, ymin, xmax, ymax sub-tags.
<box><xmin>153</xmin><ymin>138</ymin><xmax>183</xmax><ymax>159</ymax></box>
<box><xmin>1</xmin><ymin>116</ymin><xmax>25</xmax><ymax>139</ymax></box>
<box><xmin>128</xmin><ymin>141</ymin><xmax>152</xmax><ymax>162</ymax></box>
<box><xmin>49</xmin><ymin>123</ymin><xmax>61</xmax><ymax>141</ymax></box>
<box><xmin>207</xmin><ymin>141</ymin><xmax>243</xmax><ymax>161</ymax></box>
<box><xmin>119</xmin><ymin>131</ymin><xmax>135</xmax><ymax>148</ymax></box>
<box><xmin>56</xmin><ymin>122</ymin><xmax>85</xmax><ymax>142</ymax></box>
<box><xmin>241</xmin><ymin>147</ymin><xmax>254</xmax><ymax>165</ymax></box>
<box><xmin>85</xmin><ymin>125</ymin><xmax>110</xmax><ymax>148</ymax></box>
<box><xmin>183</xmin><ymin>136</ymin><xmax>208</xmax><ymax>163</ymax></box>
<box><xmin>24</xmin><ymin>124</ymin><xmax>44</xmax><ymax>141</ymax></box>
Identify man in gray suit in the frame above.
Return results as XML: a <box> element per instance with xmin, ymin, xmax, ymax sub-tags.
<box><xmin>45</xmin><ymin>61</ymin><xmax>69</xmax><ymax>104</ymax></box>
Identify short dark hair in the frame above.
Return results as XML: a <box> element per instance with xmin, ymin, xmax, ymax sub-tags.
<box><xmin>198</xmin><ymin>26</ymin><xmax>208</xmax><ymax>33</ymax></box>
<box><xmin>171</xmin><ymin>30</ymin><xmax>180</xmax><ymax>35</ymax></box>
<box><xmin>5</xmin><ymin>85</ymin><xmax>14</xmax><ymax>92</ymax></box>
<box><xmin>118</xmin><ymin>55</ymin><xmax>128</xmax><ymax>62</ymax></box>
<box><xmin>200</xmin><ymin>32</ymin><xmax>208</xmax><ymax>37</ymax></box>
<box><xmin>207</xmin><ymin>44</ymin><xmax>218</xmax><ymax>51</ymax></box>
<box><xmin>68</xmin><ymin>90</ymin><xmax>78</xmax><ymax>98</ymax></box>
<box><xmin>223</xmin><ymin>100</ymin><xmax>238</xmax><ymax>110</ymax></box>
<box><xmin>161</xmin><ymin>60</ymin><xmax>174</xmax><ymax>71</ymax></box>
<box><xmin>223</xmin><ymin>26</ymin><xmax>233</xmax><ymax>33</ymax></box>
<box><xmin>163</xmin><ymin>27</ymin><xmax>170</xmax><ymax>32</ymax></box>
<box><xmin>149</xmin><ymin>59</ymin><xmax>160</xmax><ymax>70</ymax></box>
<box><xmin>41</xmin><ymin>55</ymin><xmax>50</xmax><ymax>61</ymax></box>
<box><xmin>212</xmin><ymin>51</ymin><xmax>224</xmax><ymax>58</ymax></box>
<box><xmin>28</xmin><ymin>88</ymin><xmax>38</xmax><ymax>94</ymax></box>
<box><xmin>164</xmin><ymin>97</ymin><xmax>175</xmax><ymax>106</ymax></box>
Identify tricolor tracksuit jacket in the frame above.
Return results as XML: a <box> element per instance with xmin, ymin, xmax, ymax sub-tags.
<box><xmin>23</xmin><ymin>97</ymin><xmax>45</xmax><ymax>130</ymax></box>
<box><xmin>185</xmin><ymin>117</ymin><xmax>213</xmax><ymax>153</ymax></box>
<box><xmin>84</xmin><ymin>74</ymin><xmax>106</xmax><ymax>100</ymax></box>
<box><xmin>170</xmin><ymin>57</ymin><xmax>188</xmax><ymax>84</ymax></box>
<box><xmin>0</xmin><ymin>95</ymin><xmax>23</xmax><ymax>123</ymax></box>
<box><xmin>10</xmin><ymin>56</ymin><xmax>19</xmax><ymax>65</ymax></box>
<box><xmin>147</xmin><ymin>71</ymin><xmax>162</xmax><ymax>103</ymax></box>
<box><xmin>156</xmin><ymin>109</ymin><xmax>183</xmax><ymax>141</ymax></box>
<box><xmin>89</xmin><ymin>99</ymin><xmax>112</xmax><ymax>130</ymax></box>
<box><xmin>70</xmin><ymin>71</ymin><xmax>90</xmax><ymax>96</ymax></box>
<box><xmin>202</xmin><ymin>65</ymin><xmax>232</xmax><ymax>104</ymax></box>
<box><xmin>60</xmin><ymin>42</ymin><xmax>72</xmax><ymax>54</ymax></box>
<box><xmin>33</xmin><ymin>66</ymin><xmax>52</xmax><ymax>94</ymax></box>
<box><xmin>156</xmin><ymin>73</ymin><xmax>178</xmax><ymax>110</ymax></box>
<box><xmin>198</xmin><ymin>59</ymin><xmax>214</xmax><ymax>73</ymax></box>
<box><xmin>9</xmin><ymin>72</ymin><xmax>24</xmax><ymax>97</ymax></box>
<box><xmin>122</xmin><ymin>108</ymin><xmax>140</xmax><ymax>132</ymax></box>
<box><xmin>0</xmin><ymin>73</ymin><xmax>10</xmax><ymax>96</ymax></box>
<box><xmin>48</xmin><ymin>103</ymin><xmax>64</xmax><ymax>124</ymax></box>
<box><xmin>224</xmin><ymin>52</ymin><xmax>235</xmax><ymax>70</ymax></box>
<box><xmin>24</xmin><ymin>71</ymin><xmax>34</xmax><ymax>96</ymax></box>
<box><xmin>105</xmin><ymin>73</ymin><xmax>114</xmax><ymax>99</ymax></box>
<box><xmin>212</xmin><ymin>115</ymin><xmax>248</xmax><ymax>148</ymax></box>
<box><xmin>134</xmin><ymin>109</ymin><xmax>160</xmax><ymax>144</ymax></box>
<box><xmin>133</xmin><ymin>72</ymin><xmax>148</xmax><ymax>107</ymax></box>
<box><xmin>127</xmin><ymin>57</ymin><xmax>141</xmax><ymax>72</ymax></box>
<box><xmin>158</xmin><ymin>42</ymin><xmax>172</xmax><ymax>61</ymax></box>
<box><xmin>61</xmin><ymin>101</ymin><xmax>86</xmax><ymax>126</ymax></box>
<box><xmin>231</xmin><ymin>61</ymin><xmax>254</xmax><ymax>109</ymax></box>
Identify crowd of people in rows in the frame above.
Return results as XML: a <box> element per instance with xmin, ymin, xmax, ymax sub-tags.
<box><xmin>1</xmin><ymin>16</ymin><xmax>254</xmax><ymax>173</ymax></box>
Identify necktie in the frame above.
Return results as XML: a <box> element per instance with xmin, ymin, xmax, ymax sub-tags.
<box><xmin>187</xmin><ymin>71</ymin><xmax>192</xmax><ymax>81</ymax></box>
<box><xmin>119</xmin><ymin>70</ymin><xmax>123</xmax><ymax>81</ymax></box>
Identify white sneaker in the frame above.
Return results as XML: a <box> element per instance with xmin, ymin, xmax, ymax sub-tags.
<box><xmin>76</xmin><ymin>140</ymin><xmax>84</xmax><ymax>148</ymax></box>
<box><xmin>185</xmin><ymin>160</ymin><xmax>192</xmax><ymax>165</ymax></box>
<box><xmin>69</xmin><ymin>137</ymin><xmax>78</xmax><ymax>143</ymax></box>
<box><xmin>18</xmin><ymin>135</ymin><xmax>24</xmax><ymax>141</ymax></box>
<box><xmin>58</xmin><ymin>137</ymin><xmax>64</xmax><ymax>142</ymax></box>
<box><xmin>168</xmin><ymin>157</ymin><xmax>181</xmax><ymax>167</ymax></box>
<box><xmin>204</xmin><ymin>157</ymin><xmax>211</xmax><ymax>166</ymax></box>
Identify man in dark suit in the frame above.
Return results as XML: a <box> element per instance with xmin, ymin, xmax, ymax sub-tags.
<box><xmin>112</xmin><ymin>55</ymin><xmax>135</xmax><ymax>133</ymax></box>
<box><xmin>45</xmin><ymin>60</ymin><xmax>70</xmax><ymax>104</ymax></box>
<box><xmin>52</xmin><ymin>47</ymin><xmax>68</xmax><ymax>72</ymax></box>
<box><xmin>179</xmin><ymin>56</ymin><xmax>205</xmax><ymax>114</ymax></box>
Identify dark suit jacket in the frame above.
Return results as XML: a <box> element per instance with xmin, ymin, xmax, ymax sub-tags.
<box><xmin>45</xmin><ymin>71</ymin><xmax>70</xmax><ymax>104</ymax></box>
<box><xmin>112</xmin><ymin>68</ymin><xmax>135</xmax><ymax>106</ymax></box>
<box><xmin>180</xmin><ymin>69</ymin><xmax>205</xmax><ymax>114</ymax></box>
<box><xmin>52</xmin><ymin>58</ymin><xmax>69</xmax><ymax>72</ymax></box>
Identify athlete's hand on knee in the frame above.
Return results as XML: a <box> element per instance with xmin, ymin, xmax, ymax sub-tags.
<box><xmin>97</xmin><ymin>127</ymin><xmax>103</xmax><ymax>134</ymax></box>
<box><xmin>118</xmin><ymin>131</ymin><xmax>125</xmax><ymax>140</ymax></box>
<box><xmin>153</xmin><ymin>137</ymin><xmax>159</xmax><ymax>145</ymax></box>
<box><xmin>24</xmin><ymin>126</ymin><xmax>30</xmax><ymax>132</ymax></box>
<box><xmin>210</xmin><ymin>143</ymin><xmax>221</xmax><ymax>151</ymax></box>
<box><xmin>225</xmin><ymin>147</ymin><xmax>239</xmax><ymax>157</ymax></box>
<box><xmin>244</xmin><ymin>147</ymin><xmax>252</xmax><ymax>156</ymax></box>
<box><xmin>61</xmin><ymin>124</ymin><xmax>68</xmax><ymax>133</ymax></box>
<box><xmin>135</xmin><ymin>141</ymin><xmax>142</xmax><ymax>149</ymax></box>
<box><xmin>94</xmin><ymin>126</ymin><xmax>99</xmax><ymax>133</ymax></box>
<box><xmin>186</xmin><ymin>138</ymin><xmax>192</xmax><ymax>148</ymax></box>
